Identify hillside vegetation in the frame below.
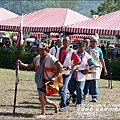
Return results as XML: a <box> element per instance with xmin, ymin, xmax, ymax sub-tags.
<box><xmin>0</xmin><ymin>0</ymin><xmax>103</xmax><ymax>18</ymax></box>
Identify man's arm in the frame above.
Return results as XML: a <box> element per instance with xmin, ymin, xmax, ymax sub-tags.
<box><xmin>71</xmin><ymin>60</ymin><xmax>81</xmax><ymax>69</ymax></box>
<box><xmin>100</xmin><ymin>59</ymin><xmax>108</xmax><ymax>76</ymax></box>
<box><xmin>53</xmin><ymin>61</ymin><xmax>63</xmax><ymax>77</ymax></box>
<box><xmin>68</xmin><ymin>51</ymin><xmax>81</xmax><ymax>69</ymax></box>
<box><xmin>98</xmin><ymin>48</ymin><xmax>107</xmax><ymax>76</ymax></box>
<box><xmin>17</xmin><ymin>60</ymin><xmax>34</xmax><ymax>69</ymax></box>
<box><xmin>50</xmin><ymin>61</ymin><xmax>63</xmax><ymax>82</ymax></box>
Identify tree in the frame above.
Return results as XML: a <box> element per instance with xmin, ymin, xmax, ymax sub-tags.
<box><xmin>49</xmin><ymin>0</ymin><xmax>77</xmax><ymax>11</ymax></box>
<box><xmin>91</xmin><ymin>0</ymin><xmax>120</xmax><ymax>16</ymax></box>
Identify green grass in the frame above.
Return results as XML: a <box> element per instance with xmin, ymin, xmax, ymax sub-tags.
<box><xmin>0</xmin><ymin>68</ymin><xmax>120</xmax><ymax>119</ymax></box>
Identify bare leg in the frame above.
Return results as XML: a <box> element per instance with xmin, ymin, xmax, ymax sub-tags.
<box><xmin>46</xmin><ymin>99</ymin><xmax>58</xmax><ymax>113</ymax></box>
<box><xmin>38</xmin><ymin>91</ymin><xmax>58</xmax><ymax>115</ymax></box>
<box><xmin>39</xmin><ymin>91</ymin><xmax>46</xmax><ymax>115</ymax></box>
<box><xmin>35</xmin><ymin>91</ymin><xmax>46</xmax><ymax>119</ymax></box>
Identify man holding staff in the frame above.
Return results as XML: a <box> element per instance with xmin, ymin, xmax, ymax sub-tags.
<box><xmin>17</xmin><ymin>42</ymin><xmax>63</xmax><ymax>118</ymax></box>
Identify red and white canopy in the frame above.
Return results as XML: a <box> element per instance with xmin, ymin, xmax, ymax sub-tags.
<box><xmin>0</xmin><ymin>8</ymin><xmax>90</xmax><ymax>33</ymax></box>
<box><xmin>0</xmin><ymin>7</ymin><xmax>19</xmax><ymax>22</ymax></box>
<box><xmin>65</xmin><ymin>10</ymin><xmax>120</xmax><ymax>35</ymax></box>
<box><xmin>30</xmin><ymin>33</ymin><xmax>91</xmax><ymax>40</ymax></box>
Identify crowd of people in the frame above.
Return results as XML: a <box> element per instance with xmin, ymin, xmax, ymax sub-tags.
<box><xmin>100</xmin><ymin>43</ymin><xmax>120</xmax><ymax>59</ymax></box>
<box><xmin>16</xmin><ymin>34</ymin><xmax>108</xmax><ymax>119</ymax></box>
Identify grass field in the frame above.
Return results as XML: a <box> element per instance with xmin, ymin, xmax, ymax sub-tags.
<box><xmin>0</xmin><ymin>68</ymin><xmax>120</xmax><ymax>119</ymax></box>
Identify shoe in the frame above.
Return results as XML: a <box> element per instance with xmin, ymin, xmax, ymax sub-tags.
<box><xmin>92</xmin><ymin>98</ymin><xmax>97</xmax><ymax>102</ymax></box>
<box><xmin>76</xmin><ymin>104</ymin><xmax>83</xmax><ymax>107</ymax></box>
<box><xmin>83</xmin><ymin>94</ymin><xmax>88</xmax><ymax>100</ymax></box>
<box><xmin>35</xmin><ymin>114</ymin><xmax>46</xmax><ymax>119</ymax></box>
<box><xmin>72</xmin><ymin>99</ymin><xmax>76</xmax><ymax>104</ymax></box>
<box><xmin>83</xmin><ymin>94</ymin><xmax>86</xmax><ymax>100</ymax></box>
<box><xmin>66</xmin><ymin>95</ymin><xmax>71</xmax><ymax>106</ymax></box>
<box><xmin>59</xmin><ymin>107</ymin><xmax>66</xmax><ymax>112</ymax></box>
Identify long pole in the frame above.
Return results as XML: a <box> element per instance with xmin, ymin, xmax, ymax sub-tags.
<box><xmin>13</xmin><ymin>33</ymin><xmax>21</xmax><ymax>114</ymax></box>
<box><xmin>13</xmin><ymin>83</ymin><xmax>18</xmax><ymax>114</ymax></box>
<box><xmin>13</xmin><ymin>65</ymin><xmax>19</xmax><ymax>114</ymax></box>
<box><xmin>13</xmin><ymin>14</ymin><xmax>23</xmax><ymax>114</ymax></box>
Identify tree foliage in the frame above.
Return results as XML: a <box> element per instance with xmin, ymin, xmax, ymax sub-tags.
<box><xmin>0</xmin><ymin>0</ymin><xmax>76</xmax><ymax>15</ymax></box>
<box><xmin>50</xmin><ymin>0</ymin><xmax>76</xmax><ymax>10</ymax></box>
<box><xmin>91</xmin><ymin>0</ymin><xmax>120</xmax><ymax>16</ymax></box>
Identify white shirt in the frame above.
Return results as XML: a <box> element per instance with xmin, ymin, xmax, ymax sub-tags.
<box><xmin>49</xmin><ymin>45</ymin><xmax>58</xmax><ymax>57</ymax></box>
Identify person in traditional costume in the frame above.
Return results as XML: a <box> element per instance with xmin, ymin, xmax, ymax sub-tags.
<box><xmin>83</xmin><ymin>34</ymin><xmax>108</xmax><ymax>102</ymax></box>
<box><xmin>55</xmin><ymin>36</ymin><xmax>81</xmax><ymax>111</ymax></box>
<box><xmin>68</xmin><ymin>41</ymin><xmax>95</xmax><ymax>106</ymax></box>
<box><xmin>49</xmin><ymin>37</ymin><xmax>63</xmax><ymax>57</ymax></box>
<box><xmin>17</xmin><ymin>42</ymin><xmax>63</xmax><ymax>119</ymax></box>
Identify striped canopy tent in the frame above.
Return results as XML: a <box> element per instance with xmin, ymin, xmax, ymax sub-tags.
<box><xmin>0</xmin><ymin>7</ymin><xmax>19</xmax><ymax>22</ymax></box>
<box><xmin>30</xmin><ymin>33</ymin><xmax>91</xmax><ymax>40</ymax></box>
<box><xmin>70</xmin><ymin>34</ymin><xmax>91</xmax><ymax>39</ymax></box>
<box><xmin>65</xmin><ymin>10</ymin><xmax>120</xmax><ymax>36</ymax></box>
<box><xmin>0</xmin><ymin>8</ymin><xmax>90</xmax><ymax>33</ymax></box>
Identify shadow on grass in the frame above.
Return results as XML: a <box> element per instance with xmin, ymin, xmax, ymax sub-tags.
<box><xmin>0</xmin><ymin>105</ymin><xmax>58</xmax><ymax>118</ymax></box>
<box><xmin>47</xmin><ymin>94</ymin><xmax>61</xmax><ymax>101</ymax></box>
<box><xmin>16</xmin><ymin>89</ymin><xmax>36</xmax><ymax>92</ymax></box>
<box><xmin>1</xmin><ymin>104</ymin><xmax>40</xmax><ymax>110</ymax></box>
<box><xmin>99</xmin><ymin>86</ymin><xmax>112</xmax><ymax>88</ymax></box>
<box><xmin>19</xmin><ymin>101</ymin><xmax>39</xmax><ymax>105</ymax></box>
<box><xmin>47</xmin><ymin>97</ymin><xmax>61</xmax><ymax>101</ymax></box>
<box><xmin>7</xmin><ymin>89</ymin><xmax>37</xmax><ymax>92</ymax></box>
<box><xmin>20</xmin><ymin>79</ymin><xmax>33</xmax><ymax>81</ymax></box>
<box><xmin>0</xmin><ymin>112</ymin><xmax>34</xmax><ymax>118</ymax></box>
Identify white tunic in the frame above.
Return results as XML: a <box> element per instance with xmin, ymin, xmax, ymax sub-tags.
<box><xmin>49</xmin><ymin>45</ymin><xmax>59</xmax><ymax>57</ymax></box>
<box><xmin>33</xmin><ymin>53</ymin><xmax>58</xmax><ymax>80</ymax></box>
<box><xmin>76</xmin><ymin>51</ymin><xmax>93</xmax><ymax>81</ymax></box>
<box><xmin>56</xmin><ymin>48</ymin><xmax>74</xmax><ymax>75</ymax></box>
<box><xmin>86</xmin><ymin>48</ymin><xmax>102</xmax><ymax>80</ymax></box>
